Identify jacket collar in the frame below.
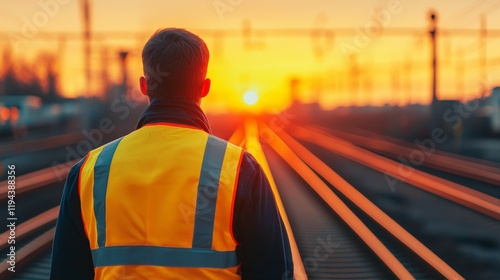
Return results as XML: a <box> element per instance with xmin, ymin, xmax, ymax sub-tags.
<box><xmin>136</xmin><ymin>97</ymin><xmax>211</xmax><ymax>133</ymax></box>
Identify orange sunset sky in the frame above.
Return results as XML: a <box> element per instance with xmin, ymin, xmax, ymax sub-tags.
<box><xmin>1</xmin><ymin>0</ymin><xmax>500</xmax><ymax>112</ymax></box>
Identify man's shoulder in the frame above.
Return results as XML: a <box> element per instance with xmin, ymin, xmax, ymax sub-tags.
<box><xmin>241</xmin><ymin>150</ymin><xmax>260</xmax><ymax>168</ymax></box>
<box><xmin>237</xmin><ymin>150</ymin><xmax>264</xmax><ymax>182</ymax></box>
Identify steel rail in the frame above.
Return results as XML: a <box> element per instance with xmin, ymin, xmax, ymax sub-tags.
<box><xmin>293</xmin><ymin>126</ymin><xmax>500</xmax><ymax>220</ymax></box>
<box><xmin>274</xmin><ymin>125</ymin><xmax>464</xmax><ymax>280</ymax></box>
<box><xmin>260</xmin><ymin>123</ymin><xmax>414</xmax><ymax>279</ymax></box>
<box><xmin>243</xmin><ymin>120</ymin><xmax>308</xmax><ymax>280</ymax></box>
<box><xmin>308</xmin><ymin>125</ymin><xmax>500</xmax><ymax>186</ymax></box>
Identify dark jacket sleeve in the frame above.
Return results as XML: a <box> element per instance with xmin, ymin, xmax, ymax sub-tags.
<box><xmin>50</xmin><ymin>158</ymin><xmax>94</xmax><ymax>280</ymax></box>
<box><xmin>233</xmin><ymin>152</ymin><xmax>294</xmax><ymax>280</ymax></box>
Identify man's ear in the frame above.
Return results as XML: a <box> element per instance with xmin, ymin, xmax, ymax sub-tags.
<box><xmin>201</xmin><ymin>78</ymin><xmax>211</xmax><ymax>98</ymax></box>
<box><xmin>139</xmin><ymin>76</ymin><xmax>148</xmax><ymax>96</ymax></box>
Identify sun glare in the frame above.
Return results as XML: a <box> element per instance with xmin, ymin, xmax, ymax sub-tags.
<box><xmin>243</xmin><ymin>91</ymin><xmax>259</xmax><ymax>106</ymax></box>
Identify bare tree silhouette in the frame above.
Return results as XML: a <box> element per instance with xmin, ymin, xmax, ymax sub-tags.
<box><xmin>0</xmin><ymin>48</ymin><xmax>61</xmax><ymax>101</ymax></box>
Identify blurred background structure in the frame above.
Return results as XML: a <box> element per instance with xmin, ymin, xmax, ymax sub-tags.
<box><xmin>1</xmin><ymin>1</ymin><xmax>500</xmax><ymax>279</ymax></box>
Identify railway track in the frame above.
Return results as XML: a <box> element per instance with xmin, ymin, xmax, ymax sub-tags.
<box><xmin>306</xmin><ymin>125</ymin><xmax>500</xmax><ymax>200</ymax></box>
<box><xmin>307</xmin><ymin>125</ymin><xmax>500</xmax><ymax>187</ymax></box>
<box><xmin>0</xmin><ymin>160</ymin><xmax>72</xmax><ymax>280</ymax></box>
<box><xmin>1</xmin><ymin>120</ymin><xmax>499</xmax><ymax>279</ymax></box>
<box><xmin>274</xmin><ymin>123</ymin><xmax>500</xmax><ymax>279</ymax></box>
<box><xmin>0</xmin><ymin>132</ymin><xmax>84</xmax><ymax>159</ymax></box>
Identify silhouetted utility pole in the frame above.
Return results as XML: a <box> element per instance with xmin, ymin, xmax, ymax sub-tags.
<box><xmin>242</xmin><ymin>20</ymin><xmax>265</xmax><ymax>51</ymax></box>
<box><xmin>362</xmin><ymin>57</ymin><xmax>373</xmax><ymax>105</ymax></box>
<box><xmin>392</xmin><ymin>68</ymin><xmax>401</xmax><ymax>105</ymax></box>
<box><xmin>429</xmin><ymin>10</ymin><xmax>438</xmax><ymax>104</ymax></box>
<box><xmin>311</xmin><ymin>13</ymin><xmax>334</xmax><ymax>61</ymax></box>
<box><xmin>119</xmin><ymin>51</ymin><xmax>129</xmax><ymax>98</ymax></box>
<box><xmin>81</xmin><ymin>0</ymin><xmax>91</xmax><ymax>95</ymax></box>
<box><xmin>480</xmin><ymin>14</ymin><xmax>487</xmax><ymax>97</ymax></box>
<box><xmin>100</xmin><ymin>47</ymin><xmax>110</xmax><ymax>95</ymax></box>
<box><xmin>404</xmin><ymin>58</ymin><xmax>412</xmax><ymax>105</ymax></box>
<box><xmin>290</xmin><ymin>77</ymin><xmax>300</xmax><ymax>104</ymax></box>
<box><xmin>456</xmin><ymin>49</ymin><xmax>465</xmax><ymax>99</ymax></box>
<box><xmin>80</xmin><ymin>0</ymin><xmax>91</xmax><ymax>130</ymax></box>
<box><xmin>429</xmin><ymin>10</ymin><xmax>440</xmax><ymax>133</ymax></box>
<box><xmin>349</xmin><ymin>54</ymin><xmax>360</xmax><ymax>104</ymax></box>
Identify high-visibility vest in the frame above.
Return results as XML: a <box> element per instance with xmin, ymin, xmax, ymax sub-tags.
<box><xmin>78</xmin><ymin>123</ymin><xmax>244</xmax><ymax>279</ymax></box>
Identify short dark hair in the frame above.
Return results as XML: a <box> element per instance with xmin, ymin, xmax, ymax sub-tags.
<box><xmin>142</xmin><ymin>28</ymin><xmax>209</xmax><ymax>101</ymax></box>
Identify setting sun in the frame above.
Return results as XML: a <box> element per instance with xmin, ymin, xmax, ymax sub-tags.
<box><xmin>243</xmin><ymin>91</ymin><xmax>259</xmax><ymax>106</ymax></box>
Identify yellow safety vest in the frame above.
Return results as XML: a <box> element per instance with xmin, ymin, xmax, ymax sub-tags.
<box><xmin>78</xmin><ymin>123</ymin><xmax>244</xmax><ymax>279</ymax></box>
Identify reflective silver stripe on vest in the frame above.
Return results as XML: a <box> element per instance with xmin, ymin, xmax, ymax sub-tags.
<box><xmin>91</xmin><ymin>245</ymin><xmax>239</xmax><ymax>268</ymax></box>
<box><xmin>93</xmin><ymin>138</ymin><xmax>123</xmax><ymax>248</ymax></box>
<box><xmin>91</xmin><ymin>134</ymin><xmax>238</xmax><ymax>268</ymax></box>
<box><xmin>192</xmin><ymin>135</ymin><xmax>227</xmax><ymax>248</ymax></box>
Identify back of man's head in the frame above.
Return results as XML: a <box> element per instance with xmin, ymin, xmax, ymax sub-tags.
<box><xmin>142</xmin><ymin>28</ymin><xmax>209</xmax><ymax>101</ymax></box>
